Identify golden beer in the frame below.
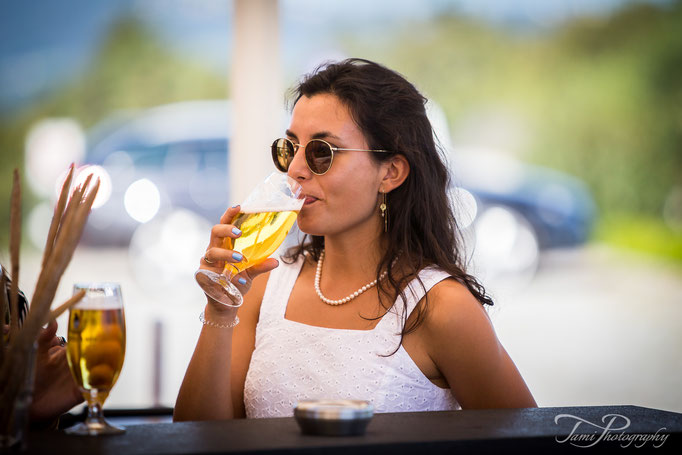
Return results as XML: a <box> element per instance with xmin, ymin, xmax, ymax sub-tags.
<box><xmin>67</xmin><ymin>306</ymin><xmax>126</xmax><ymax>403</ymax></box>
<box><xmin>222</xmin><ymin>209</ymin><xmax>299</xmax><ymax>274</ymax></box>
<box><xmin>196</xmin><ymin>173</ymin><xmax>302</xmax><ymax>307</ymax></box>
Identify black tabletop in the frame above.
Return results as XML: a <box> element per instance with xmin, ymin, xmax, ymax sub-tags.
<box><xmin>25</xmin><ymin>405</ymin><xmax>682</xmax><ymax>454</ymax></box>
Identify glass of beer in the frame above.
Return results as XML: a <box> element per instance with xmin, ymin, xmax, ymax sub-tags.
<box><xmin>195</xmin><ymin>172</ymin><xmax>303</xmax><ymax>307</ymax></box>
<box><xmin>65</xmin><ymin>283</ymin><xmax>126</xmax><ymax>435</ymax></box>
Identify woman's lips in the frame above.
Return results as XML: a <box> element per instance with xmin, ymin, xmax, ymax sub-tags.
<box><xmin>304</xmin><ymin>196</ymin><xmax>318</xmax><ymax>205</ymax></box>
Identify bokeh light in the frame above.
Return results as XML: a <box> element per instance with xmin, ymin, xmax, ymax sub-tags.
<box><xmin>452</xmin><ymin>187</ymin><xmax>478</xmax><ymax>230</ymax></box>
<box><xmin>25</xmin><ymin>118</ymin><xmax>85</xmax><ymax>198</ymax></box>
<box><xmin>471</xmin><ymin>205</ymin><xmax>539</xmax><ymax>293</ymax></box>
<box><xmin>124</xmin><ymin>178</ymin><xmax>161</xmax><ymax>223</ymax></box>
<box><xmin>128</xmin><ymin>209</ymin><xmax>210</xmax><ymax>299</ymax></box>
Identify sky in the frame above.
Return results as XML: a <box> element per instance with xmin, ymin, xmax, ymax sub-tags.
<box><xmin>0</xmin><ymin>0</ymin><xmax>673</xmax><ymax>111</ymax></box>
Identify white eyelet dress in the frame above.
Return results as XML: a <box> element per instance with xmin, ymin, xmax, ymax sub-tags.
<box><xmin>243</xmin><ymin>255</ymin><xmax>461</xmax><ymax>418</ymax></box>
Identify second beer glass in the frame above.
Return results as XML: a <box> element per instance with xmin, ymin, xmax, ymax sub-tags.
<box><xmin>65</xmin><ymin>283</ymin><xmax>126</xmax><ymax>435</ymax></box>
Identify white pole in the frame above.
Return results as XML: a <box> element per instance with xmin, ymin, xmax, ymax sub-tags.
<box><xmin>230</xmin><ymin>0</ymin><xmax>282</xmax><ymax>203</ymax></box>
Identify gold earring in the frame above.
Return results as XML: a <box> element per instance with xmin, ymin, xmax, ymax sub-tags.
<box><xmin>380</xmin><ymin>192</ymin><xmax>388</xmax><ymax>233</ymax></box>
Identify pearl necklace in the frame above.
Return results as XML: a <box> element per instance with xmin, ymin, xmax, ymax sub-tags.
<box><xmin>314</xmin><ymin>250</ymin><xmax>388</xmax><ymax>306</ymax></box>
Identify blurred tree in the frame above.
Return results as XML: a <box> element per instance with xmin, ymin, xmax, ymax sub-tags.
<box><xmin>534</xmin><ymin>0</ymin><xmax>682</xmax><ymax>216</ymax></box>
<box><xmin>50</xmin><ymin>16</ymin><xmax>227</xmax><ymax>125</ymax></box>
<box><xmin>345</xmin><ymin>0</ymin><xmax>682</xmax><ymax>261</ymax></box>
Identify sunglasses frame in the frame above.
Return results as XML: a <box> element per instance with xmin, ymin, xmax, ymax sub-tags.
<box><xmin>271</xmin><ymin>137</ymin><xmax>391</xmax><ymax>175</ymax></box>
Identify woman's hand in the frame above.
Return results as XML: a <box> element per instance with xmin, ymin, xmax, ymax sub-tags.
<box><xmin>30</xmin><ymin>320</ymin><xmax>84</xmax><ymax>422</ymax></box>
<box><xmin>200</xmin><ymin>205</ymin><xmax>279</xmax><ymax>308</ymax></box>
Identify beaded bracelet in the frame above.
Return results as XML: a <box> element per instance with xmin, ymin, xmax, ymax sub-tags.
<box><xmin>199</xmin><ymin>311</ymin><xmax>239</xmax><ymax>329</ymax></box>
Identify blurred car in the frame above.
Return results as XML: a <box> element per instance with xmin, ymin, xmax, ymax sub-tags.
<box><xmin>78</xmin><ymin>100</ymin><xmax>595</xmax><ymax>264</ymax></box>
<box><xmin>79</xmin><ymin>101</ymin><xmax>232</xmax><ymax>245</ymax></box>
<box><xmin>451</xmin><ymin>150</ymin><xmax>595</xmax><ymax>248</ymax></box>
<box><xmin>429</xmin><ymin>101</ymin><xmax>595</xmax><ymax>286</ymax></box>
<box><xmin>447</xmin><ymin>151</ymin><xmax>595</xmax><ymax>286</ymax></box>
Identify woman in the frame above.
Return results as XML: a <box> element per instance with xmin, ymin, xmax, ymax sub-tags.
<box><xmin>174</xmin><ymin>59</ymin><xmax>536</xmax><ymax>421</ymax></box>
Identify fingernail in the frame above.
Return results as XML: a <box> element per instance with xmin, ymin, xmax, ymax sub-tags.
<box><xmin>238</xmin><ymin>278</ymin><xmax>247</xmax><ymax>285</ymax></box>
<box><xmin>232</xmin><ymin>227</ymin><xmax>241</xmax><ymax>236</ymax></box>
<box><xmin>232</xmin><ymin>204</ymin><xmax>239</xmax><ymax>208</ymax></box>
<box><xmin>232</xmin><ymin>252</ymin><xmax>243</xmax><ymax>261</ymax></box>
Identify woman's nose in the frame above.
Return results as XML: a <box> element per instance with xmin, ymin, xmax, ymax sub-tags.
<box><xmin>287</xmin><ymin>144</ymin><xmax>311</xmax><ymax>181</ymax></box>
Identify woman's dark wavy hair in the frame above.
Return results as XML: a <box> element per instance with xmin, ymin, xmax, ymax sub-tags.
<box><xmin>284</xmin><ymin>58</ymin><xmax>493</xmax><ymax>353</ymax></box>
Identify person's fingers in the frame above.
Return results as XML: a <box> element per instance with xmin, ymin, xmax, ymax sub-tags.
<box><xmin>47</xmin><ymin>345</ymin><xmax>66</xmax><ymax>360</ymax></box>
<box><xmin>228</xmin><ymin>258</ymin><xmax>279</xmax><ymax>294</ymax></box>
<box><xmin>208</xmin><ymin>222</ymin><xmax>243</xmax><ymax>250</ymax></box>
<box><xmin>200</xmin><ymin>205</ymin><xmax>243</xmax><ymax>271</ymax></box>
<box><xmin>201</xmin><ymin>214</ymin><xmax>244</xmax><ymax>271</ymax></box>
<box><xmin>46</xmin><ymin>337</ymin><xmax>61</xmax><ymax>349</ymax></box>
<box><xmin>210</xmin><ymin>224</ymin><xmax>243</xmax><ymax>240</ymax></box>
<box><xmin>37</xmin><ymin>320</ymin><xmax>58</xmax><ymax>346</ymax></box>
<box><xmin>202</xmin><ymin>248</ymin><xmax>247</xmax><ymax>269</ymax></box>
<box><xmin>199</xmin><ymin>247</ymin><xmax>246</xmax><ymax>273</ymax></box>
<box><xmin>244</xmin><ymin>258</ymin><xmax>279</xmax><ymax>282</ymax></box>
<box><xmin>220</xmin><ymin>205</ymin><xmax>240</xmax><ymax>225</ymax></box>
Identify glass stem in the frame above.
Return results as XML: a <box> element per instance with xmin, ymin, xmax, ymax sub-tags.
<box><xmin>86</xmin><ymin>390</ymin><xmax>105</xmax><ymax>425</ymax></box>
<box><xmin>220</xmin><ymin>264</ymin><xmax>240</xmax><ymax>286</ymax></box>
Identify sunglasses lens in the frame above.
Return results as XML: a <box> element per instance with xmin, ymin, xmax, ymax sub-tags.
<box><xmin>305</xmin><ymin>140</ymin><xmax>333</xmax><ymax>175</ymax></box>
<box><xmin>271</xmin><ymin>138</ymin><xmax>294</xmax><ymax>172</ymax></box>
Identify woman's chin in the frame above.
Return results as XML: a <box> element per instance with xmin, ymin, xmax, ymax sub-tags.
<box><xmin>297</xmin><ymin>224</ymin><xmax>324</xmax><ymax>236</ymax></box>
<box><xmin>296</xmin><ymin>214</ymin><xmax>324</xmax><ymax>236</ymax></box>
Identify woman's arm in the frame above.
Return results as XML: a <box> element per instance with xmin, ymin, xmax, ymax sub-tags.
<box><xmin>229</xmin><ymin>271</ymin><xmax>271</xmax><ymax>418</ymax></box>
<box><xmin>173</xmin><ymin>206</ymin><xmax>276</xmax><ymax>421</ymax></box>
<box><xmin>172</xmin><ymin>302</ymin><xmax>239</xmax><ymax>421</ymax></box>
<box><xmin>423</xmin><ymin>280</ymin><xmax>537</xmax><ymax>409</ymax></box>
<box><xmin>173</xmin><ymin>265</ymin><xmax>274</xmax><ymax>422</ymax></box>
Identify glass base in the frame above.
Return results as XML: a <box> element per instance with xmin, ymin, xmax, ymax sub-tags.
<box><xmin>195</xmin><ymin>269</ymin><xmax>244</xmax><ymax>307</ymax></box>
<box><xmin>65</xmin><ymin>419</ymin><xmax>125</xmax><ymax>436</ymax></box>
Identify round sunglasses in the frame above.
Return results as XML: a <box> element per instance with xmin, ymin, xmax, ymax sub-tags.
<box><xmin>271</xmin><ymin>137</ymin><xmax>391</xmax><ymax>175</ymax></box>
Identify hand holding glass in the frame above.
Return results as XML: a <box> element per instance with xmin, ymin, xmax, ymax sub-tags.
<box><xmin>65</xmin><ymin>283</ymin><xmax>126</xmax><ymax>435</ymax></box>
<box><xmin>195</xmin><ymin>172</ymin><xmax>303</xmax><ymax>307</ymax></box>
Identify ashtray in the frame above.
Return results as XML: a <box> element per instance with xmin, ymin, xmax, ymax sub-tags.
<box><xmin>294</xmin><ymin>400</ymin><xmax>374</xmax><ymax>436</ymax></box>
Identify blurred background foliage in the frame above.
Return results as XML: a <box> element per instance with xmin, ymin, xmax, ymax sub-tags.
<box><xmin>1</xmin><ymin>1</ymin><xmax>681</xmax><ymax>263</ymax></box>
<box><xmin>0</xmin><ymin>16</ymin><xmax>227</xmax><ymax>247</ymax></box>
<box><xmin>353</xmin><ymin>1</ymin><xmax>682</xmax><ymax>264</ymax></box>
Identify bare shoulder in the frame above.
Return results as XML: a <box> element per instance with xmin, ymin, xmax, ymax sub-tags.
<box><xmin>418</xmin><ymin>278</ymin><xmax>499</xmax><ymax>360</ymax></box>
<box><xmin>419</xmin><ymin>278</ymin><xmax>537</xmax><ymax>409</ymax></box>
<box><xmin>423</xmin><ymin>278</ymin><xmax>493</xmax><ymax>333</ymax></box>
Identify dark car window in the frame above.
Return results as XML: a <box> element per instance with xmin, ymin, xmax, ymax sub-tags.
<box><xmin>115</xmin><ymin>139</ymin><xmax>228</xmax><ymax>172</ymax></box>
<box><xmin>123</xmin><ymin>143</ymin><xmax>169</xmax><ymax>168</ymax></box>
<box><xmin>198</xmin><ymin>139</ymin><xmax>228</xmax><ymax>170</ymax></box>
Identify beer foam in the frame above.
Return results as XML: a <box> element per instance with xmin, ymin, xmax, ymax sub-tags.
<box><xmin>239</xmin><ymin>173</ymin><xmax>303</xmax><ymax>213</ymax></box>
<box><xmin>75</xmin><ymin>296</ymin><xmax>122</xmax><ymax>310</ymax></box>
<box><xmin>240</xmin><ymin>199</ymin><xmax>303</xmax><ymax>214</ymax></box>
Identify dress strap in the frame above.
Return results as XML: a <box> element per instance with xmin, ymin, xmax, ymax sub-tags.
<box><xmin>374</xmin><ymin>267</ymin><xmax>452</xmax><ymax>335</ymax></box>
<box><xmin>258</xmin><ymin>254</ymin><xmax>305</xmax><ymax>324</ymax></box>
